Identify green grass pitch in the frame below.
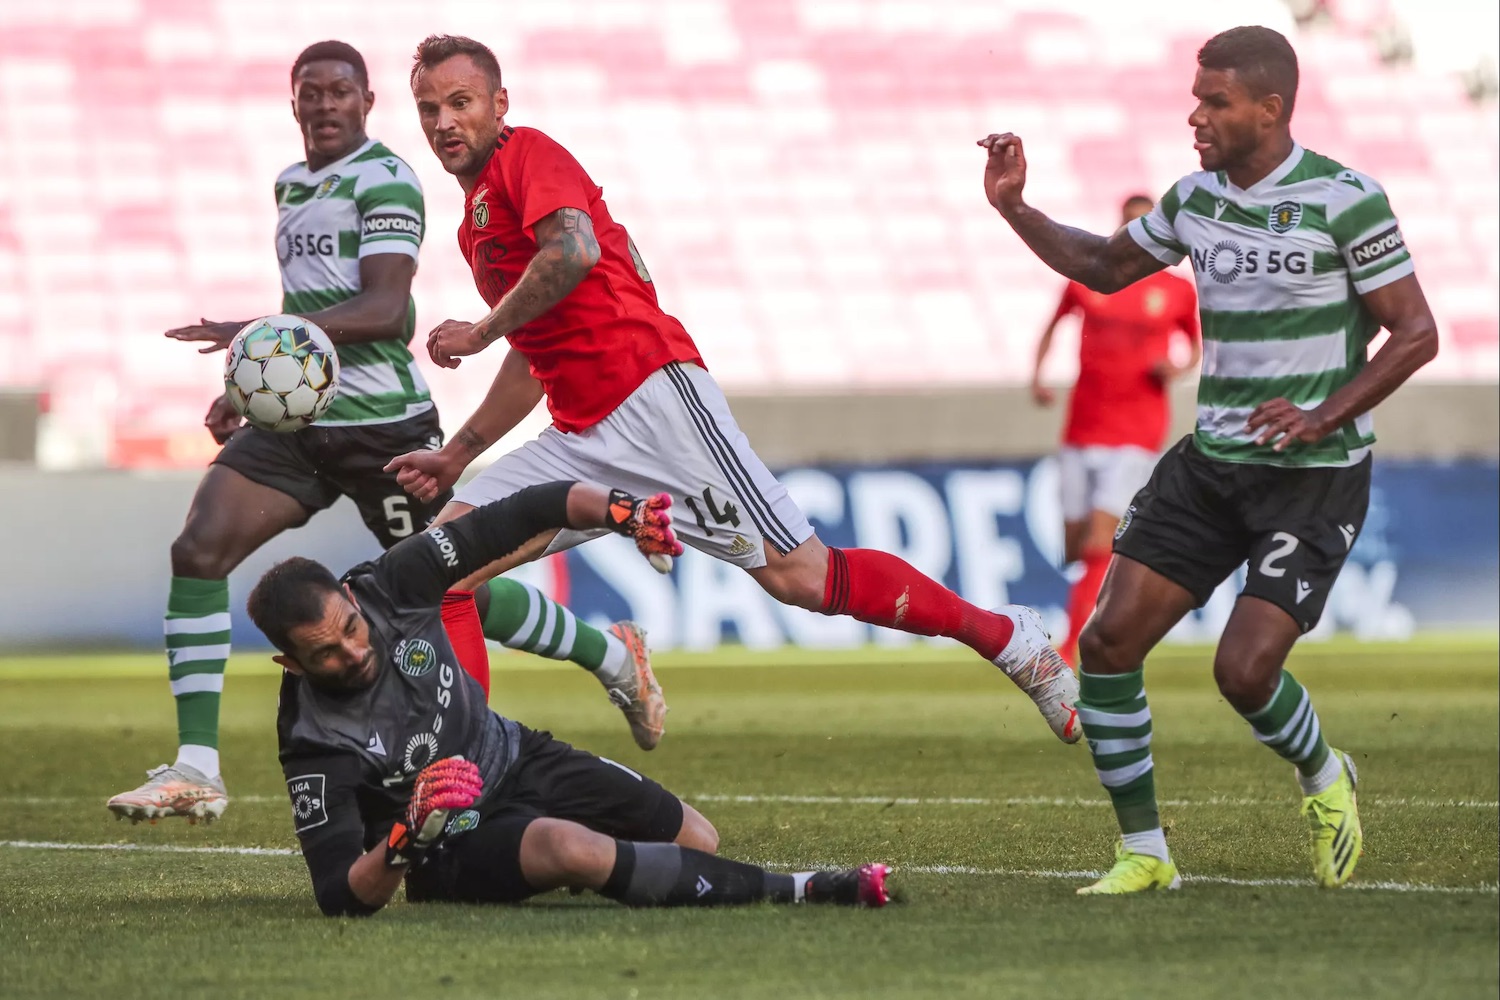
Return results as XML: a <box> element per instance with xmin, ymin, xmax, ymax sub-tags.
<box><xmin>2</xmin><ymin>639</ymin><xmax>1496</xmax><ymax>999</ymax></box>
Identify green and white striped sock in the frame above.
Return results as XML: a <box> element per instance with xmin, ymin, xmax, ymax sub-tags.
<box><xmin>479</xmin><ymin>579</ymin><xmax>628</xmax><ymax>686</ymax></box>
<box><xmin>165</xmin><ymin>576</ymin><xmax>230</xmax><ymax>779</ymax></box>
<box><xmin>1079</xmin><ymin>668</ymin><xmax>1167</xmax><ymax>860</ymax></box>
<box><xmin>1242</xmin><ymin>672</ymin><xmax>1336</xmax><ymax>794</ymax></box>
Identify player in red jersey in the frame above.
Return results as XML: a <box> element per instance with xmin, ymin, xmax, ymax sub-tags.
<box><xmin>1031</xmin><ymin>195</ymin><xmax>1202</xmax><ymax>664</ymax></box>
<box><xmin>385</xmin><ymin>34</ymin><xmax>1081</xmax><ymax>743</ymax></box>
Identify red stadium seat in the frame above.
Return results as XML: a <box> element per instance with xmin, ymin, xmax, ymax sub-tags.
<box><xmin>0</xmin><ymin>0</ymin><xmax>1492</xmax><ymax>465</ymax></box>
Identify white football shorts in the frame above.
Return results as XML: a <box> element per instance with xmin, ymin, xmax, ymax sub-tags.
<box><xmin>1057</xmin><ymin>444</ymin><xmax>1159</xmax><ymax>522</ymax></box>
<box><xmin>453</xmin><ymin>362</ymin><xmax>814</xmax><ymax>569</ymax></box>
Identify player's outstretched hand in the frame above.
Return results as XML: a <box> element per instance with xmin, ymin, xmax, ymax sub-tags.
<box><xmin>1245</xmin><ymin>398</ymin><xmax>1331</xmax><ymax>452</ymax></box>
<box><xmin>385</xmin><ymin>756</ymin><xmax>483</xmax><ymax>867</ymax></box>
<box><xmin>427</xmin><ymin>319</ymin><xmax>490</xmax><ymax>369</ymax></box>
<box><xmin>165</xmin><ymin>318</ymin><xmax>243</xmax><ymax>354</ymax></box>
<box><xmin>384</xmin><ymin>448</ymin><xmax>464</xmax><ymax>504</ymax></box>
<box><xmin>605</xmin><ymin>491</ymin><xmax>685</xmax><ymax>573</ymax></box>
<box><xmin>977</xmin><ymin>133</ymin><xmax>1028</xmax><ymax>215</ymax></box>
<box><xmin>204</xmin><ymin>392</ymin><xmax>244</xmax><ymax>444</ymax></box>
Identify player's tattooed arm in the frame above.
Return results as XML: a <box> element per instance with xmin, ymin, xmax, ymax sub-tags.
<box><xmin>473</xmin><ymin>207</ymin><xmax>601</xmax><ymax>344</ymax></box>
<box><xmin>979</xmin><ymin>132</ymin><xmax>1163</xmax><ymax>293</ymax></box>
<box><xmin>386</xmin><ymin>348</ymin><xmax>544</xmax><ymax>504</ymax></box>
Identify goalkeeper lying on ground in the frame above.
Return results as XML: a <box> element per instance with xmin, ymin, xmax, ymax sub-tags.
<box><xmin>247</xmin><ymin>480</ymin><xmax>890</xmax><ymax>915</ymax></box>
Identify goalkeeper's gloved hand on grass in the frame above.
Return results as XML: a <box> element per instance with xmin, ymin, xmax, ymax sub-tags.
<box><xmin>384</xmin><ymin>756</ymin><xmax>483</xmax><ymax>868</ymax></box>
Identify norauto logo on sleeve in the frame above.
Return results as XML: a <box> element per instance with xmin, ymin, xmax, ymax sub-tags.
<box><xmin>362</xmin><ymin>213</ymin><xmax>423</xmax><ymax>238</ymax></box>
<box><xmin>1351</xmin><ymin>225</ymin><xmax>1405</xmax><ymax>266</ymax></box>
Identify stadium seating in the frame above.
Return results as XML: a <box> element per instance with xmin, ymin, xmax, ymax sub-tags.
<box><xmin>0</xmin><ymin>0</ymin><xmax>1494</xmax><ymax>466</ymax></box>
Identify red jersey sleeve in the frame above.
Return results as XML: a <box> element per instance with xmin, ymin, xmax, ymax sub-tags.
<box><xmin>503</xmin><ymin>132</ymin><xmax>596</xmax><ymax>237</ymax></box>
<box><xmin>1050</xmin><ymin>281</ymin><xmax>1082</xmax><ymax>324</ymax></box>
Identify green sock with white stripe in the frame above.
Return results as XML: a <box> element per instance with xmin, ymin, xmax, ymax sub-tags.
<box><xmin>1242</xmin><ymin>672</ymin><xmax>1338</xmax><ymax>795</ymax></box>
<box><xmin>478</xmin><ymin>579</ymin><xmax>628</xmax><ymax>686</ymax></box>
<box><xmin>165</xmin><ymin>576</ymin><xmax>230</xmax><ymax>779</ymax></box>
<box><xmin>1079</xmin><ymin>668</ymin><xmax>1168</xmax><ymax>860</ymax></box>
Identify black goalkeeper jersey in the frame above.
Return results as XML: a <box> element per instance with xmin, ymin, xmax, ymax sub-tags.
<box><xmin>273</xmin><ymin>482</ymin><xmax>575</xmax><ymax>915</ymax></box>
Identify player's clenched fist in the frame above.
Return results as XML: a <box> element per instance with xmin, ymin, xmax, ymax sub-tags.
<box><xmin>385</xmin><ymin>756</ymin><xmax>483</xmax><ymax>867</ymax></box>
<box><xmin>977</xmin><ymin>133</ymin><xmax>1028</xmax><ymax>215</ymax></box>
<box><xmin>427</xmin><ymin>318</ymin><xmax>490</xmax><ymax>369</ymax></box>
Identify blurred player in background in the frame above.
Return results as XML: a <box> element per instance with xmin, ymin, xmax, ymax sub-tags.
<box><xmin>1031</xmin><ymin>194</ymin><xmax>1201</xmax><ymax>665</ymax></box>
<box><xmin>385</xmin><ymin>34</ymin><xmax>1082</xmax><ymax>745</ymax></box>
<box><xmin>109</xmin><ymin>41</ymin><xmax>664</xmax><ymax>827</ymax></box>
<box><xmin>253</xmin><ymin>480</ymin><xmax>888</xmax><ymax>916</ymax></box>
<box><xmin>983</xmin><ymin>25</ymin><xmax>1437</xmax><ymax>893</ymax></box>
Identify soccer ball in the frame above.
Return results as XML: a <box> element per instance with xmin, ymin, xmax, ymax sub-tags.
<box><xmin>223</xmin><ymin>315</ymin><xmax>340</xmax><ymax>433</ymax></box>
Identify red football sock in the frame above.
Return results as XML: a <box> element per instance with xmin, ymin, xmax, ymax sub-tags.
<box><xmin>820</xmin><ymin>547</ymin><xmax>1014</xmax><ymax>660</ymax></box>
<box><xmin>1061</xmin><ymin>549</ymin><xmax>1110</xmax><ymax>666</ymax></box>
<box><xmin>441</xmin><ymin>589</ymin><xmax>490</xmax><ymax>700</ymax></box>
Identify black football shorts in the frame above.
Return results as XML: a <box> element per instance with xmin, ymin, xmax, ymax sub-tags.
<box><xmin>403</xmin><ymin>727</ymin><xmax>685</xmax><ymax>905</ymax></box>
<box><xmin>1112</xmin><ymin>435</ymin><xmax>1371</xmax><ymax>633</ymax></box>
<box><xmin>212</xmin><ymin>408</ymin><xmax>450</xmax><ymax>549</ymax></box>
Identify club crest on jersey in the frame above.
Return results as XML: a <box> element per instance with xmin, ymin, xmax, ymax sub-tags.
<box><xmin>1269</xmin><ymin>200</ymin><xmax>1302</xmax><ymax>235</ymax></box>
<box><xmin>314</xmin><ymin>174</ymin><xmax>342</xmax><ymax>199</ymax></box>
<box><xmin>472</xmin><ymin>198</ymin><xmax>490</xmax><ymax>229</ymax></box>
<box><xmin>396</xmin><ymin>638</ymin><xmax>438</xmax><ymax>677</ymax></box>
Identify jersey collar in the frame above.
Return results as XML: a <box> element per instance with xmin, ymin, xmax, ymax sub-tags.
<box><xmin>1224</xmin><ymin>142</ymin><xmax>1304</xmax><ymax>197</ymax></box>
<box><xmin>302</xmin><ymin>136</ymin><xmax>378</xmax><ymax>178</ymax></box>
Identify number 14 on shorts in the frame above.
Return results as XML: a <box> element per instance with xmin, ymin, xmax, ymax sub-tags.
<box><xmin>682</xmin><ymin>487</ymin><xmax>741</xmax><ymax>537</ymax></box>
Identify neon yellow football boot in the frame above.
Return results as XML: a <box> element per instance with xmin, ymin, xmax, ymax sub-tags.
<box><xmin>1303</xmin><ymin>749</ymin><xmax>1363</xmax><ymax>888</ymax></box>
<box><xmin>1077</xmin><ymin>841</ymin><xmax>1181</xmax><ymax>895</ymax></box>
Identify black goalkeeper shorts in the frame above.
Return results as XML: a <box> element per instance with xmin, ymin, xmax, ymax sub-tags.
<box><xmin>1112</xmin><ymin>436</ymin><xmax>1371</xmax><ymax>633</ymax></box>
<box><xmin>212</xmin><ymin>408</ymin><xmax>450</xmax><ymax>550</ymax></box>
<box><xmin>403</xmin><ymin>727</ymin><xmax>685</xmax><ymax>905</ymax></box>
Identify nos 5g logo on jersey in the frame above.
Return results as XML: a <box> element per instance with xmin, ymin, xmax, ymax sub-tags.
<box><xmin>278</xmin><ymin>230</ymin><xmax>336</xmax><ymax>265</ymax></box>
<box><xmin>1192</xmin><ymin>239</ymin><xmax>1309</xmax><ymax>284</ymax></box>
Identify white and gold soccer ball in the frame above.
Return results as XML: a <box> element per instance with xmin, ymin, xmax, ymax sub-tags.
<box><xmin>223</xmin><ymin>315</ymin><xmax>340</xmax><ymax>433</ymax></box>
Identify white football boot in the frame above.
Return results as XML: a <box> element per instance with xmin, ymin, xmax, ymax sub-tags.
<box><xmin>107</xmin><ymin>763</ymin><xmax>228</xmax><ymax>825</ymax></box>
<box><xmin>991</xmin><ymin>605</ymin><xmax>1081</xmax><ymax>743</ymax></box>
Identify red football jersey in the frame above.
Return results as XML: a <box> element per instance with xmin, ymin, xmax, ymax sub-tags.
<box><xmin>1054</xmin><ymin>270</ymin><xmax>1200</xmax><ymax>450</ymax></box>
<box><xmin>458</xmin><ymin>126</ymin><xmax>704</xmax><ymax>433</ymax></box>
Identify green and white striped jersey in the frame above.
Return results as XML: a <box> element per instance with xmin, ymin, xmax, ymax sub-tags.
<box><xmin>1128</xmin><ymin>143</ymin><xmax>1414</xmax><ymax>468</ymax></box>
<box><xmin>273</xmin><ymin>138</ymin><xmax>433</xmax><ymax>426</ymax></box>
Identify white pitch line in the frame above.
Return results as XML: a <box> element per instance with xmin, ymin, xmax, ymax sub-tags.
<box><xmin>0</xmin><ymin>840</ymin><xmax>297</xmax><ymax>856</ymax></box>
<box><xmin>753</xmin><ymin>860</ymin><xmax>1499</xmax><ymax>896</ymax></box>
<box><xmin>4</xmin><ymin>793</ymin><xmax>1496</xmax><ymax>809</ymax></box>
<box><xmin>0</xmin><ymin>840</ymin><xmax>1492</xmax><ymax>895</ymax></box>
<box><xmin>686</xmin><ymin>794</ymin><xmax>1500</xmax><ymax>810</ymax></box>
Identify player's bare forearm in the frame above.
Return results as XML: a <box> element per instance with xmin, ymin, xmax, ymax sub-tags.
<box><xmin>1001</xmin><ymin>203</ymin><xmax>1161</xmax><ymax>294</ymax></box>
<box><xmin>446</xmin><ymin>348</ymin><xmax>545</xmax><ymax>463</ymax></box>
<box><xmin>301</xmin><ymin>255</ymin><xmax>417</xmax><ymax>344</ymax></box>
<box><xmin>474</xmin><ymin>207</ymin><xmax>600</xmax><ymax>344</ymax></box>
<box><xmin>345</xmin><ymin>843</ymin><xmax>407</xmax><ymax>910</ymax></box>
<box><xmin>1033</xmin><ymin>321</ymin><xmax>1058</xmax><ymax>381</ymax></box>
<box><xmin>1310</xmin><ymin>275</ymin><xmax>1439</xmax><ymax>432</ymax></box>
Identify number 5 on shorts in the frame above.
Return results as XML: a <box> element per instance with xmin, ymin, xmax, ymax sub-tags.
<box><xmin>384</xmin><ymin>495</ymin><xmax>414</xmax><ymax>539</ymax></box>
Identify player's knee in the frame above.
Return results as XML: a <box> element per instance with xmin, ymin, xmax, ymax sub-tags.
<box><xmin>675</xmin><ymin>804</ymin><xmax>718</xmax><ymax>854</ymax></box>
<box><xmin>752</xmin><ymin>539</ymin><xmax>828</xmax><ymax>610</ymax></box>
<box><xmin>169</xmin><ymin>531</ymin><xmax>232</xmax><ymax>580</ymax></box>
<box><xmin>756</xmin><ymin>564</ymin><xmax>824</xmax><ymax>610</ymax></box>
<box><xmin>1212</xmin><ymin>649</ymin><xmax>1281</xmax><ymax>712</ymax></box>
<box><xmin>1077</xmin><ymin>614</ymin><xmax>1135</xmax><ymax>674</ymax></box>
